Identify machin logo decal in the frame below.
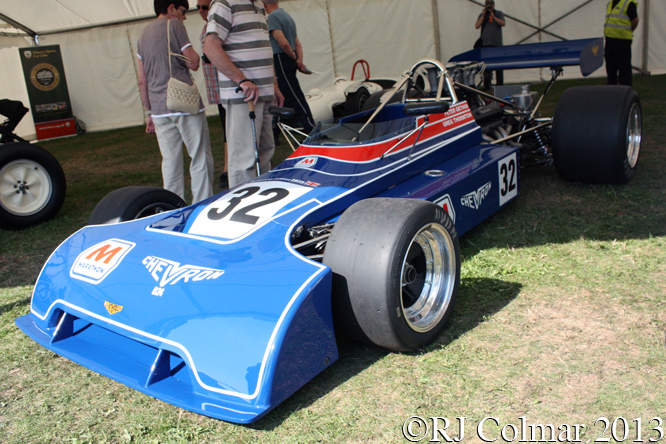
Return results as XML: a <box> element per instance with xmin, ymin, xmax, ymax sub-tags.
<box><xmin>70</xmin><ymin>239</ymin><xmax>135</xmax><ymax>284</ymax></box>
<box><xmin>460</xmin><ymin>182</ymin><xmax>492</xmax><ymax>210</ymax></box>
<box><xmin>295</xmin><ymin>157</ymin><xmax>318</xmax><ymax>168</ymax></box>
<box><xmin>142</xmin><ymin>256</ymin><xmax>225</xmax><ymax>297</ymax></box>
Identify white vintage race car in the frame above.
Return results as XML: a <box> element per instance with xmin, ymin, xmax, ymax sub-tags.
<box><xmin>305</xmin><ymin>60</ymin><xmax>397</xmax><ymax>123</ymax></box>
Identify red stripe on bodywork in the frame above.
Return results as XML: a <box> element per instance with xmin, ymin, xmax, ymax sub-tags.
<box><xmin>288</xmin><ymin>102</ymin><xmax>475</xmax><ymax>163</ymax></box>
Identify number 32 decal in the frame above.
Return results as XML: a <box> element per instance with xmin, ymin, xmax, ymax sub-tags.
<box><xmin>188</xmin><ymin>181</ymin><xmax>313</xmax><ymax>240</ymax></box>
<box><xmin>498</xmin><ymin>153</ymin><xmax>518</xmax><ymax>206</ymax></box>
<box><xmin>207</xmin><ymin>186</ymin><xmax>290</xmax><ymax>225</ymax></box>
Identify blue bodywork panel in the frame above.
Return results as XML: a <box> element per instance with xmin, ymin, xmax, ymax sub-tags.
<box><xmin>449</xmin><ymin>38</ymin><xmax>604</xmax><ymax>77</ymax></box>
<box><xmin>16</xmin><ymin>100</ymin><xmax>520</xmax><ymax>423</ymax></box>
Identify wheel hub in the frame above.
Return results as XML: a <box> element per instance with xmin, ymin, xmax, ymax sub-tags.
<box><xmin>15</xmin><ymin>180</ymin><xmax>30</xmax><ymax>194</ymax></box>
<box><xmin>0</xmin><ymin>160</ymin><xmax>52</xmax><ymax>216</ymax></box>
<box><xmin>402</xmin><ymin>264</ymin><xmax>418</xmax><ymax>285</ymax></box>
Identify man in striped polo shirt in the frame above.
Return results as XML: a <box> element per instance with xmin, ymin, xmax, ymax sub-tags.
<box><xmin>203</xmin><ymin>0</ymin><xmax>284</xmax><ymax>188</ymax></box>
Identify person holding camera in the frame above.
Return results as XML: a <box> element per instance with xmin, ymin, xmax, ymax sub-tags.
<box><xmin>474</xmin><ymin>0</ymin><xmax>506</xmax><ymax>89</ymax></box>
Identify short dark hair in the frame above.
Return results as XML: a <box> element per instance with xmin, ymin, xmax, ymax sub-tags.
<box><xmin>154</xmin><ymin>0</ymin><xmax>190</xmax><ymax>16</ymax></box>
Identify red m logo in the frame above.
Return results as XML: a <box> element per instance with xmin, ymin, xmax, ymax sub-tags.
<box><xmin>85</xmin><ymin>244</ymin><xmax>123</xmax><ymax>265</ymax></box>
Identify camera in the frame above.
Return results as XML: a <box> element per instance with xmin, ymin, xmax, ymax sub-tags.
<box><xmin>484</xmin><ymin>7</ymin><xmax>492</xmax><ymax>14</ymax></box>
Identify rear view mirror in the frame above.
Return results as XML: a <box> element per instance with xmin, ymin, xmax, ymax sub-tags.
<box><xmin>403</xmin><ymin>101</ymin><xmax>450</xmax><ymax>116</ymax></box>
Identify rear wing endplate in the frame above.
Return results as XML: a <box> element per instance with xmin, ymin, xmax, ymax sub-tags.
<box><xmin>448</xmin><ymin>38</ymin><xmax>604</xmax><ymax>77</ymax></box>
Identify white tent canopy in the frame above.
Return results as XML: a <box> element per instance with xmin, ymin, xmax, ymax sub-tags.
<box><xmin>1</xmin><ymin>0</ymin><xmax>663</xmax><ymax>140</ymax></box>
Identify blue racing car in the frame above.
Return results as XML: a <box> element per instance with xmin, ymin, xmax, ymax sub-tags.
<box><xmin>16</xmin><ymin>39</ymin><xmax>642</xmax><ymax>424</ymax></box>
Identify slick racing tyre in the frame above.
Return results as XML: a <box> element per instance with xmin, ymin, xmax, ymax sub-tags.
<box><xmin>552</xmin><ymin>86</ymin><xmax>642</xmax><ymax>184</ymax></box>
<box><xmin>0</xmin><ymin>142</ymin><xmax>66</xmax><ymax>230</ymax></box>
<box><xmin>88</xmin><ymin>186</ymin><xmax>186</xmax><ymax>225</ymax></box>
<box><xmin>323</xmin><ymin>198</ymin><xmax>460</xmax><ymax>352</ymax></box>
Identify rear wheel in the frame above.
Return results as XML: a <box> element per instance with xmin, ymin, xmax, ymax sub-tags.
<box><xmin>88</xmin><ymin>186</ymin><xmax>186</xmax><ymax>225</ymax></box>
<box><xmin>344</xmin><ymin>87</ymin><xmax>370</xmax><ymax>116</ymax></box>
<box><xmin>323</xmin><ymin>198</ymin><xmax>460</xmax><ymax>352</ymax></box>
<box><xmin>0</xmin><ymin>142</ymin><xmax>66</xmax><ymax>230</ymax></box>
<box><xmin>551</xmin><ymin>85</ymin><xmax>641</xmax><ymax>184</ymax></box>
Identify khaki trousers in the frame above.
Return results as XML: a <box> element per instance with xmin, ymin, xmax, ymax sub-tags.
<box><xmin>223</xmin><ymin>101</ymin><xmax>275</xmax><ymax>188</ymax></box>
<box><xmin>154</xmin><ymin>112</ymin><xmax>214</xmax><ymax>204</ymax></box>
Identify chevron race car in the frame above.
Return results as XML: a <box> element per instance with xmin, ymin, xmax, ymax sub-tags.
<box><xmin>16</xmin><ymin>39</ymin><xmax>642</xmax><ymax>424</ymax></box>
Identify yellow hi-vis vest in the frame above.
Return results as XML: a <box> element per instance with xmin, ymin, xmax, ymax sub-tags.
<box><xmin>604</xmin><ymin>0</ymin><xmax>636</xmax><ymax>40</ymax></box>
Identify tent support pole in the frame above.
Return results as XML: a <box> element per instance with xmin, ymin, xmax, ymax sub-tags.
<box><xmin>641</xmin><ymin>0</ymin><xmax>650</xmax><ymax>74</ymax></box>
<box><xmin>0</xmin><ymin>12</ymin><xmax>37</xmax><ymax>40</ymax></box>
<box><xmin>325</xmin><ymin>0</ymin><xmax>338</xmax><ymax>77</ymax></box>
<box><xmin>514</xmin><ymin>0</ymin><xmax>595</xmax><ymax>44</ymax></box>
<box><xmin>431</xmin><ymin>0</ymin><xmax>442</xmax><ymax>61</ymax></box>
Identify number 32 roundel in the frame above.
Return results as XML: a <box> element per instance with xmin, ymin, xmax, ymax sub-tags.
<box><xmin>187</xmin><ymin>181</ymin><xmax>313</xmax><ymax>240</ymax></box>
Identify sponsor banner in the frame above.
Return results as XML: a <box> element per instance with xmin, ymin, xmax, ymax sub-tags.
<box><xmin>35</xmin><ymin>118</ymin><xmax>77</xmax><ymax>140</ymax></box>
<box><xmin>19</xmin><ymin>45</ymin><xmax>75</xmax><ymax>140</ymax></box>
<box><xmin>70</xmin><ymin>239</ymin><xmax>136</xmax><ymax>284</ymax></box>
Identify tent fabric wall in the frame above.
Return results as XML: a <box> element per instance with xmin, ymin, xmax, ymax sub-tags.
<box><xmin>55</xmin><ymin>26</ymin><xmax>146</xmax><ymax>132</ymax></box>
<box><xmin>0</xmin><ymin>0</ymin><xmax>154</xmax><ymax>35</ymax></box>
<box><xmin>277</xmin><ymin>0</ymin><xmax>336</xmax><ymax>94</ymax></box>
<box><xmin>648</xmin><ymin>0</ymin><xmax>666</xmax><ymax>75</ymax></box>
<box><xmin>326</xmin><ymin>0</ymin><xmax>435</xmax><ymax>82</ymax></box>
<box><xmin>0</xmin><ymin>0</ymin><xmax>663</xmax><ymax>140</ymax></box>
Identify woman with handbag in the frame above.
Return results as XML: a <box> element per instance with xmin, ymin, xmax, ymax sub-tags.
<box><xmin>137</xmin><ymin>0</ymin><xmax>214</xmax><ymax>204</ymax></box>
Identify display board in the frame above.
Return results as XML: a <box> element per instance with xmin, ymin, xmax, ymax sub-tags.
<box><xmin>18</xmin><ymin>44</ymin><xmax>76</xmax><ymax>140</ymax></box>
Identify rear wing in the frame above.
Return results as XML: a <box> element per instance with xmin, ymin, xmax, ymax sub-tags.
<box><xmin>448</xmin><ymin>38</ymin><xmax>604</xmax><ymax>77</ymax></box>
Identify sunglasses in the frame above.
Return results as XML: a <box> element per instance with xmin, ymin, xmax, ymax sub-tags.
<box><xmin>196</xmin><ymin>5</ymin><xmax>209</xmax><ymax>11</ymax></box>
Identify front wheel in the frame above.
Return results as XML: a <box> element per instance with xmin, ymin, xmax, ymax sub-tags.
<box><xmin>88</xmin><ymin>186</ymin><xmax>186</xmax><ymax>225</ymax></box>
<box><xmin>323</xmin><ymin>198</ymin><xmax>460</xmax><ymax>352</ymax></box>
<box><xmin>551</xmin><ymin>86</ymin><xmax>642</xmax><ymax>184</ymax></box>
<box><xmin>0</xmin><ymin>142</ymin><xmax>66</xmax><ymax>230</ymax></box>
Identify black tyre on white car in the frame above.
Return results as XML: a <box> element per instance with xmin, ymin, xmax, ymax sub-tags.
<box><xmin>0</xmin><ymin>142</ymin><xmax>66</xmax><ymax>230</ymax></box>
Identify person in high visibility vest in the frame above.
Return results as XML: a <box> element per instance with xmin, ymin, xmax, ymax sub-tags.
<box><xmin>604</xmin><ymin>0</ymin><xmax>639</xmax><ymax>86</ymax></box>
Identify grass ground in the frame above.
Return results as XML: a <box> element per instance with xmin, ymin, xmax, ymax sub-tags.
<box><xmin>1</xmin><ymin>74</ymin><xmax>665</xmax><ymax>443</ymax></box>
